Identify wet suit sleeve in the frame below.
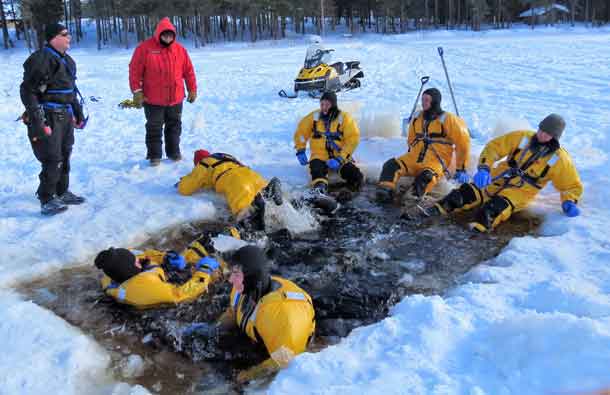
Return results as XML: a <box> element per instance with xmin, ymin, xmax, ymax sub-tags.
<box><xmin>407</xmin><ymin>116</ymin><xmax>418</xmax><ymax>149</ymax></box>
<box><xmin>340</xmin><ymin>113</ymin><xmax>360</xmax><ymax>157</ymax></box>
<box><xmin>108</xmin><ymin>267</ymin><xmax>210</xmax><ymax>308</ymax></box>
<box><xmin>550</xmin><ymin>151</ymin><xmax>584</xmax><ymax>204</ymax></box>
<box><xmin>177</xmin><ymin>165</ymin><xmax>213</xmax><ymax>196</ymax></box>
<box><xmin>20</xmin><ymin>51</ymin><xmax>49</xmax><ymax>110</ymax></box>
<box><xmin>65</xmin><ymin>55</ymin><xmax>84</xmax><ymax>123</ymax></box>
<box><xmin>150</xmin><ymin>267</ymin><xmax>212</xmax><ymax>304</ymax></box>
<box><xmin>294</xmin><ymin>113</ymin><xmax>314</xmax><ymax>152</ymax></box>
<box><xmin>445</xmin><ymin>114</ymin><xmax>471</xmax><ymax>170</ymax></box>
<box><xmin>236</xmin><ymin>358</ymin><xmax>283</xmax><ymax>384</ymax></box>
<box><xmin>478</xmin><ymin>130</ymin><xmax>528</xmax><ymax>168</ymax></box>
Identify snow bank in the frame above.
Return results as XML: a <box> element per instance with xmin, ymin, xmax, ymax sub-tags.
<box><xmin>0</xmin><ymin>291</ymin><xmax>150</xmax><ymax>395</ymax></box>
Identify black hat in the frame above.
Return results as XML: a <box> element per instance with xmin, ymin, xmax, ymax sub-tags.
<box><xmin>231</xmin><ymin>246</ymin><xmax>271</xmax><ymax>301</ymax></box>
<box><xmin>94</xmin><ymin>248</ymin><xmax>140</xmax><ymax>283</ymax></box>
<box><xmin>538</xmin><ymin>113</ymin><xmax>565</xmax><ymax>140</ymax></box>
<box><xmin>45</xmin><ymin>23</ymin><xmax>67</xmax><ymax>42</ymax></box>
<box><xmin>320</xmin><ymin>91</ymin><xmax>338</xmax><ymax>108</ymax></box>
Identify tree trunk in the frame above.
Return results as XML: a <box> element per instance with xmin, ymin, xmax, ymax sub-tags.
<box><xmin>0</xmin><ymin>0</ymin><xmax>11</xmax><ymax>49</ymax></box>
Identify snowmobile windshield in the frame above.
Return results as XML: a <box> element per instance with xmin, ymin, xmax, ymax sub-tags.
<box><xmin>304</xmin><ymin>48</ymin><xmax>333</xmax><ymax>69</ymax></box>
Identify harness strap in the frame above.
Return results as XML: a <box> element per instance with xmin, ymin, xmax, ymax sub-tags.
<box><xmin>491</xmin><ymin>136</ymin><xmax>558</xmax><ymax>194</ymax></box>
<box><xmin>187</xmin><ymin>244</ymin><xmax>207</xmax><ymax>258</ymax></box>
<box><xmin>42</xmin><ymin>46</ymin><xmax>85</xmax><ymax>112</ymax></box>
<box><xmin>412</xmin><ymin>112</ymin><xmax>450</xmax><ymax>175</ymax></box>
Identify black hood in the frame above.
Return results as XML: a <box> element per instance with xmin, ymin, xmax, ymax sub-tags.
<box><xmin>423</xmin><ymin>88</ymin><xmax>443</xmax><ymax>121</ymax></box>
<box><xmin>320</xmin><ymin>90</ymin><xmax>339</xmax><ymax>121</ymax></box>
<box><xmin>231</xmin><ymin>246</ymin><xmax>271</xmax><ymax>303</ymax></box>
<box><xmin>94</xmin><ymin>248</ymin><xmax>141</xmax><ymax>283</ymax></box>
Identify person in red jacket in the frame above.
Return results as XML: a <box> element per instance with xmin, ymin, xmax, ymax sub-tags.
<box><xmin>129</xmin><ymin>17</ymin><xmax>197</xmax><ymax>166</ymax></box>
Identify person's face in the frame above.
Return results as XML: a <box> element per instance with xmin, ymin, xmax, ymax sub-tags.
<box><xmin>49</xmin><ymin>29</ymin><xmax>71</xmax><ymax>53</ymax></box>
<box><xmin>160</xmin><ymin>31</ymin><xmax>175</xmax><ymax>44</ymax></box>
<box><xmin>422</xmin><ymin>94</ymin><xmax>432</xmax><ymax>111</ymax></box>
<box><xmin>320</xmin><ymin>99</ymin><xmax>332</xmax><ymax>115</ymax></box>
<box><xmin>536</xmin><ymin>129</ymin><xmax>553</xmax><ymax>143</ymax></box>
<box><xmin>229</xmin><ymin>266</ymin><xmax>244</xmax><ymax>293</ymax></box>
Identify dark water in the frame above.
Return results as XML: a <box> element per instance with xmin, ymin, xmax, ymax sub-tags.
<box><xmin>18</xmin><ymin>184</ymin><xmax>540</xmax><ymax>394</ymax></box>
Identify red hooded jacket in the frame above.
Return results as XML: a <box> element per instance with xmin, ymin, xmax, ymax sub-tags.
<box><xmin>129</xmin><ymin>18</ymin><xmax>197</xmax><ymax>106</ymax></box>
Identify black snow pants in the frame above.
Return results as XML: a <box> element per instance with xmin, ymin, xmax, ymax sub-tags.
<box><xmin>29</xmin><ymin>108</ymin><xmax>74</xmax><ymax>204</ymax></box>
<box><xmin>144</xmin><ymin>103</ymin><xmax>183</xmax><ymax>160</ymax></box>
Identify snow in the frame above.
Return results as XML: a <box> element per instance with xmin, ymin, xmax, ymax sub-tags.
<box><xmin>1</xmin><ymin>24</ymin><xmax>610</xmax><ymax>394</ymax></box>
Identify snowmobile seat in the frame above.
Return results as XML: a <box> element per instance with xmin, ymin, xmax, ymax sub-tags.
<box><xmin>330</xmin><ymin>62</ymin><xmax>345</xmax><ymax>74</ymax></box>
<box><xmin>345</xmin><ymin>61</ymin><xmax>360</xmax><ymax>69</ymax></box>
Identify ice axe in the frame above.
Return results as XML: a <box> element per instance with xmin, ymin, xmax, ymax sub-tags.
<box><xmin>402</xmin><ymin>76</ymin><xmax>430</xmax><ymax>137</ymax></box>
<box><xmin>437</xmin><ymin>47</ymin><xmax>459</xmax><ymax>117</ymax></box>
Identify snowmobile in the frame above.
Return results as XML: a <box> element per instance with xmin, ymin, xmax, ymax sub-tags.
<box><xmin>278</xmin><ymin>47</ymin><xmax>364</xmax><ymax>98</ymax></box>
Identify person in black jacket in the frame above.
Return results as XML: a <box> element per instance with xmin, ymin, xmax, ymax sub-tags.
<box><xmin>20</xmin><ymin>23</ymin><xmax>86</xmax><ymax>216</ymax></box>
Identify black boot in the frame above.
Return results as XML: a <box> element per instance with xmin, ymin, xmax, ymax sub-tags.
<box><xmin>41</xmin><ymin>196</ymin><xmax>68</xmax><ymax>216</ymax></box>
<box><xmin>376</xmin><ymin>186</ymin><xmax>394</xmax><ymax>203</ymax></box>
<box><xmin>59</xmin><ymin>190</ymin><xmax>86</xmax><ymax>205</ymax></box>
<box><xmin>263</xmin><ymin>177</ymin><xmax>283</xmax><ymax>205</ymax></box>
<box><xmin>411</xmin><ymin>169</ymin><xmax>436</xmax><ymax>197</ymax></box>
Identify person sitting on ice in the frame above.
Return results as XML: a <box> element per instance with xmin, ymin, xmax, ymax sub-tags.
<box><xmin>294</xmin><ymin>91</ymin><xmax>364</xmax><ymax>195</ymax></box>
<box><xmin>376</xmin><ymin>88</ymin><xmax>471</xmax><ymax>202</ymax></box>
<box><xmin>187</xmin><ymin>245</ymin><xmax>315</xmax><ymax>383</ymax></box>
<box><xmin>94</xmin><ymin>233</ymin><xmax>227</xmax><ymax>309</ymax></box>
<box><xmin>176</xmin><ymin>150</ymin><xmax>283</xmax><ymax>231</ymax></box>
<box><xmin>407</xmin><ymin>113</ymin><xmax>583</xmax><ymax>232</ymax></box>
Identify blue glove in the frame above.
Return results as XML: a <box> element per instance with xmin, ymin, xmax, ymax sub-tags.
<box><xmin>562</xmin><ymin>201</ymin><xmax>580</xmax><ymax>217</ymax></box>
<box><xmin>326</xmin><ymin>157</ymin><xmax>343</xmax><ymax>170</ymax></box>
<box><xmin>454</xmin><ymin>170</ymin><xmax>470</xmax><ymax>184</ymax></box>
<box><xmin>473</xmin><ymin>167</ymin><xmax>491</xmax><ymax>189</ymax></box>
<box><xmin>296</xmin><ymin>150</ymin><xmax>308</xmax><ymax>166</ymax></box>
<box><xmin>165</xmin><ymin>251</ymin><xmax>186</xmax><ymax>270</ymax></box>
<box><xmin>196</xmin><ymin>256</ymin><xmax>221</xmax><ymax>274</ymax></box>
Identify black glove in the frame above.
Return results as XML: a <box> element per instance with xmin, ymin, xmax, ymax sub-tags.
<box><xmin>26</xmin><ymin>106</ymin><xmax>51</xmax><ymax>141</ymax></box>
<box><xmin>72</xmin><ymin>101</ymin><xmax>85</xmax><ymax>128</ymax></box>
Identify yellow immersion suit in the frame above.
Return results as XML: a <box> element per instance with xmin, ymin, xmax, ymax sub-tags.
<box><xmin>294</xmin><ymin>110</ymin><xmax>360</xmax><ymax>186</ymax></box>
<box><xmin>440</xmin><ymin>130</ymin><xmax>583</xmax><ymax>231</ymax></box>
<box><xmin>225</xmin><ymin>276</ymin><xmax>316</xmax><ymax>382</ymax></box>
<box><xmin>379</xmin><ymin>111</ymin><xmax>470</xmax><ymax>193</ymax></box>
<box><xmin>177</xmin><ymin>153</ymin><xmax>268</xmax><ymax>215</ymax></box>
<box><xmin>100</xmin><ymin>238</ymin><xmax>223</xmax><ymax>309</ymax></box>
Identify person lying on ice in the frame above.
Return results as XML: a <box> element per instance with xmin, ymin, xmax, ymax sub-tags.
<box><xmin>407</xmin><ymin>113</ymin><xmax>583</xmax><ymax>232</ymax></box>
<box><xmin>176</xmin><ymin>150</ymin><xmax>283</xmax><ymax>230</ymax></box>
<box><xmin>94</xmin><ymin>235</ymin><xmax>225</xmax><ymax>309</ymax></box>
<box><xmin>376</xmin><ymin>88</ymin><xmax>471</xmax><ymax>202</ymax></box>
<box><xmin>186</xmin><ymin>245</ymin><xmax>315</xmax><ymax>383</ymax></box>
<box><xmin>294</xmin><ymin>91</ymin><xmax>364</xmax><ymax>195</ymax></box>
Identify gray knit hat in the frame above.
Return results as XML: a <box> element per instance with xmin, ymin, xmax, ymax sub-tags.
<box><xmin>538</xmin><ymin>113</ymin><xmax>566</xmax><ymax>140</ymax></box>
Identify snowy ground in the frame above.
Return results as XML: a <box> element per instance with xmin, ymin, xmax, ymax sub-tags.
<box><xmin>1</xmin><ymin>24</ymin><xmax>610</xmax><ymax>394</ymax></box>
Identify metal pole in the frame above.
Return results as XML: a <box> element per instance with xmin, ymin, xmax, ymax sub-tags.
<box><xmin>402</xmin><ymin>76</ymin><xmax>430</xmax><ymax>137</ymax></box>
<box><xmin>437</xmin><ymin>46</ymin><xmax>459</xmax><ymax>117</ymax></box>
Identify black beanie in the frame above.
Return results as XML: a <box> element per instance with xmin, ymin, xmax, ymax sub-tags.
<box><xmin>45</xmin><ymin>23</ymin><xmax>67</xmax><ymax>42</ymax></box>
<box><xmin>231</xmin><ymin>246</ymin><xmax>271</xmax><ymax>302</ymax></box>
<box><xmin>320</xmin><ymin>91</ymin><xmax>338</xmax><ymax>108</ymax></box>
<box><xmin>538</xmin><ymin>113</ymin><xmax>565</xmax><ymax>140</ymax></box>
<box><xmin>94</xmin><ymin>248</ymin><xmax>140</xmax><ymax>284</ymax></box>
